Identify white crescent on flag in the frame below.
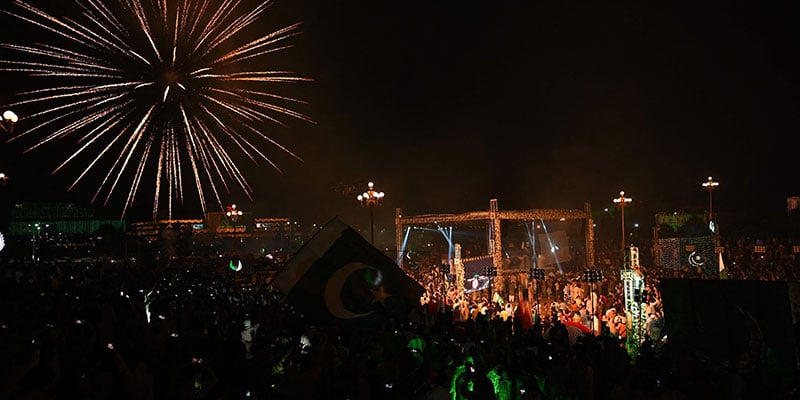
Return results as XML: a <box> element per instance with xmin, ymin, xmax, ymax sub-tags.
<box><xmin>324</xmin><ymin>262</ymin><xmax>376</xmax><ymax>320</ymax></box>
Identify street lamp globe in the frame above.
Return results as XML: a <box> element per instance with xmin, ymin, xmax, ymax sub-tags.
<box><xmin>226</xmin><ymin>204</ymin><xmax>243</xmax><ymax>219</ymax></box>
<box><xmin>3</xmin><ymin>110</ymin><xmax>18</xmax><ymax>123</ymax></box>
<box><xmin>1</xmin><ymin>110</ymin><xmax>18</xmax><ymax>133</ymax></box>
<box><xmin>613</xmin><ymin>191</ymin><xmax>632</xmax><ymax>206</ymax></box>
<box><xmin>702</xmin><ymin>176</ymin><xmax>719</xmax><ymax>189</ymax></box>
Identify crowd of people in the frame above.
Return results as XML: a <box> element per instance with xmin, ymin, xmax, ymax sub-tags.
<box><xmin>0</xmin><ymin>234</ymin><xmax>798</xmax><ymax>399</ymax></box>
<box><xmin>719</xmin><ymin>237</ymin><xmax>800</xmax><ymax>282</ymax></box>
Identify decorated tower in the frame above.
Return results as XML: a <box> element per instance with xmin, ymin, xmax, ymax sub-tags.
<box><xmin>622</xmin><ymin>245</ymin><xmax>648</xmax><ymax>359</ymax></box>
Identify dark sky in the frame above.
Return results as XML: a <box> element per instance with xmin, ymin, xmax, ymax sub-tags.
<box><xmin>1</xmin><ymin>0</ymin><xmax>798</xmax><ymax>231</ymax></box>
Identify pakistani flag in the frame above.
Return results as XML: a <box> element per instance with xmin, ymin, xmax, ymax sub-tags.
<box><xmin>275</xmin><ymin>217</ymin><xmax>425</xmax><ymax>329</ymax></box>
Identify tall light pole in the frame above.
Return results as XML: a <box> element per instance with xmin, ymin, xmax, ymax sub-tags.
<box><xmin>613</xmin><ymin>191</ymin><xmax>632</xmax><ymax>253</ymax></box>
<box><xmin>702</xmin><ymin>176</ymin><xmax>719</xmax><ymax>224</ymax></box>
<box><xmin>226</xmin><ymin>204</ymin><xmax>243</xmax><ymax>271</ymax></box>
<box><xmin>226</xmin><ymin>204</ymin><xmax>243</xmax><ymax>236</ymax></box>
<box><xmin>357</xmin><ymin>181</ymin><xmax>384</xmax><ymax>245</ymax></box>
<box><xmin>1</xmin><ymin>111</ymin><xmax>16</xmax><ymax>185</ymax></box>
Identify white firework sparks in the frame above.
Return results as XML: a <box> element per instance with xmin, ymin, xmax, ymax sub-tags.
<box><xmin>1</xmin><ymin>0</ymin><xmax>313</xmax><ymax>219</ymax></box>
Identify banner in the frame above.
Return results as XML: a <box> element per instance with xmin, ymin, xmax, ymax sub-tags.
<box><xmin>657</xmin><ymin>236</ymin><xmax>717</xmax><ymax>275</ymax></box>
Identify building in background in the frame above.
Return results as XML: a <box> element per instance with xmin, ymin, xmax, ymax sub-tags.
<box><xmin>128</xmin><ymin>212</ymin><xmax>305</xmax><ymax>261</ymax></box>
<box><xmin>1</xmin><ymin>202</ymin><xmax>307</xmax><ymax>263</ymax></box>
<box><xmin>788</xmin><ymin>196</ymin><xmax>800</xmax><ymax>217</ymax></box>
<box><xmin>2</xmin><ymin>203</ymin><xmax>125</xmax><ymax>261</ymax></box>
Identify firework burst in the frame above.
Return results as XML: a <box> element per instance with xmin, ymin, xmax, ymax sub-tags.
<box><xmin>1</xmin><ymin>0</ymin><xmax>313</xmax><ymax>219</ymax></box>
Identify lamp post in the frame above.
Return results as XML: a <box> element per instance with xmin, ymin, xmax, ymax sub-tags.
<box><xmin>702</xmin><ymin>176</ymin><xmax>719</xmax><ymax>224</ymax></box>
<box><xmin>613</xmin><ymin>191</ymin><xmax>632</xmax><ymax>253</ymax></box>
<box><xmin>226</xmin><ymin>204</ymin><xmax>243</xmax><ymax>271</ymax></box>
<box><xmin>1</xmin><ymin>111</ymin><xmax>16</xmax><ymax>186</ymax></box>
<box><xmin>1</xmin><ymin>110</ymin><xmax>17</xmax><ymax>133</ymax></box>
<box><xmin>357</xmin><ymin>181</ymin><xmax>384</xmax><ymax>245</ymax></box>
<box><xmin>226</xmin><ymin>204</ymin><xmax>243</xmax><ymax>221</ymax></box>
<box><xmin>226</xmin><ymin>204</ymin><xmax>243</xmax><ymax>238</ymax></box>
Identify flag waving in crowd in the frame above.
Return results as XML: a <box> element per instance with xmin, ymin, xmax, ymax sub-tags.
<box><xmin>275</xmin><ymin>217</ymin><xmax>425</xmax><ymax>329</ymax></box>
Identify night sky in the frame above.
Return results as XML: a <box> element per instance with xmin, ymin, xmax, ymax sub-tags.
<box><xmin>0</xmin><ymin>0</ymin><xmax>798</xmax><ymax>233</ymax></box>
